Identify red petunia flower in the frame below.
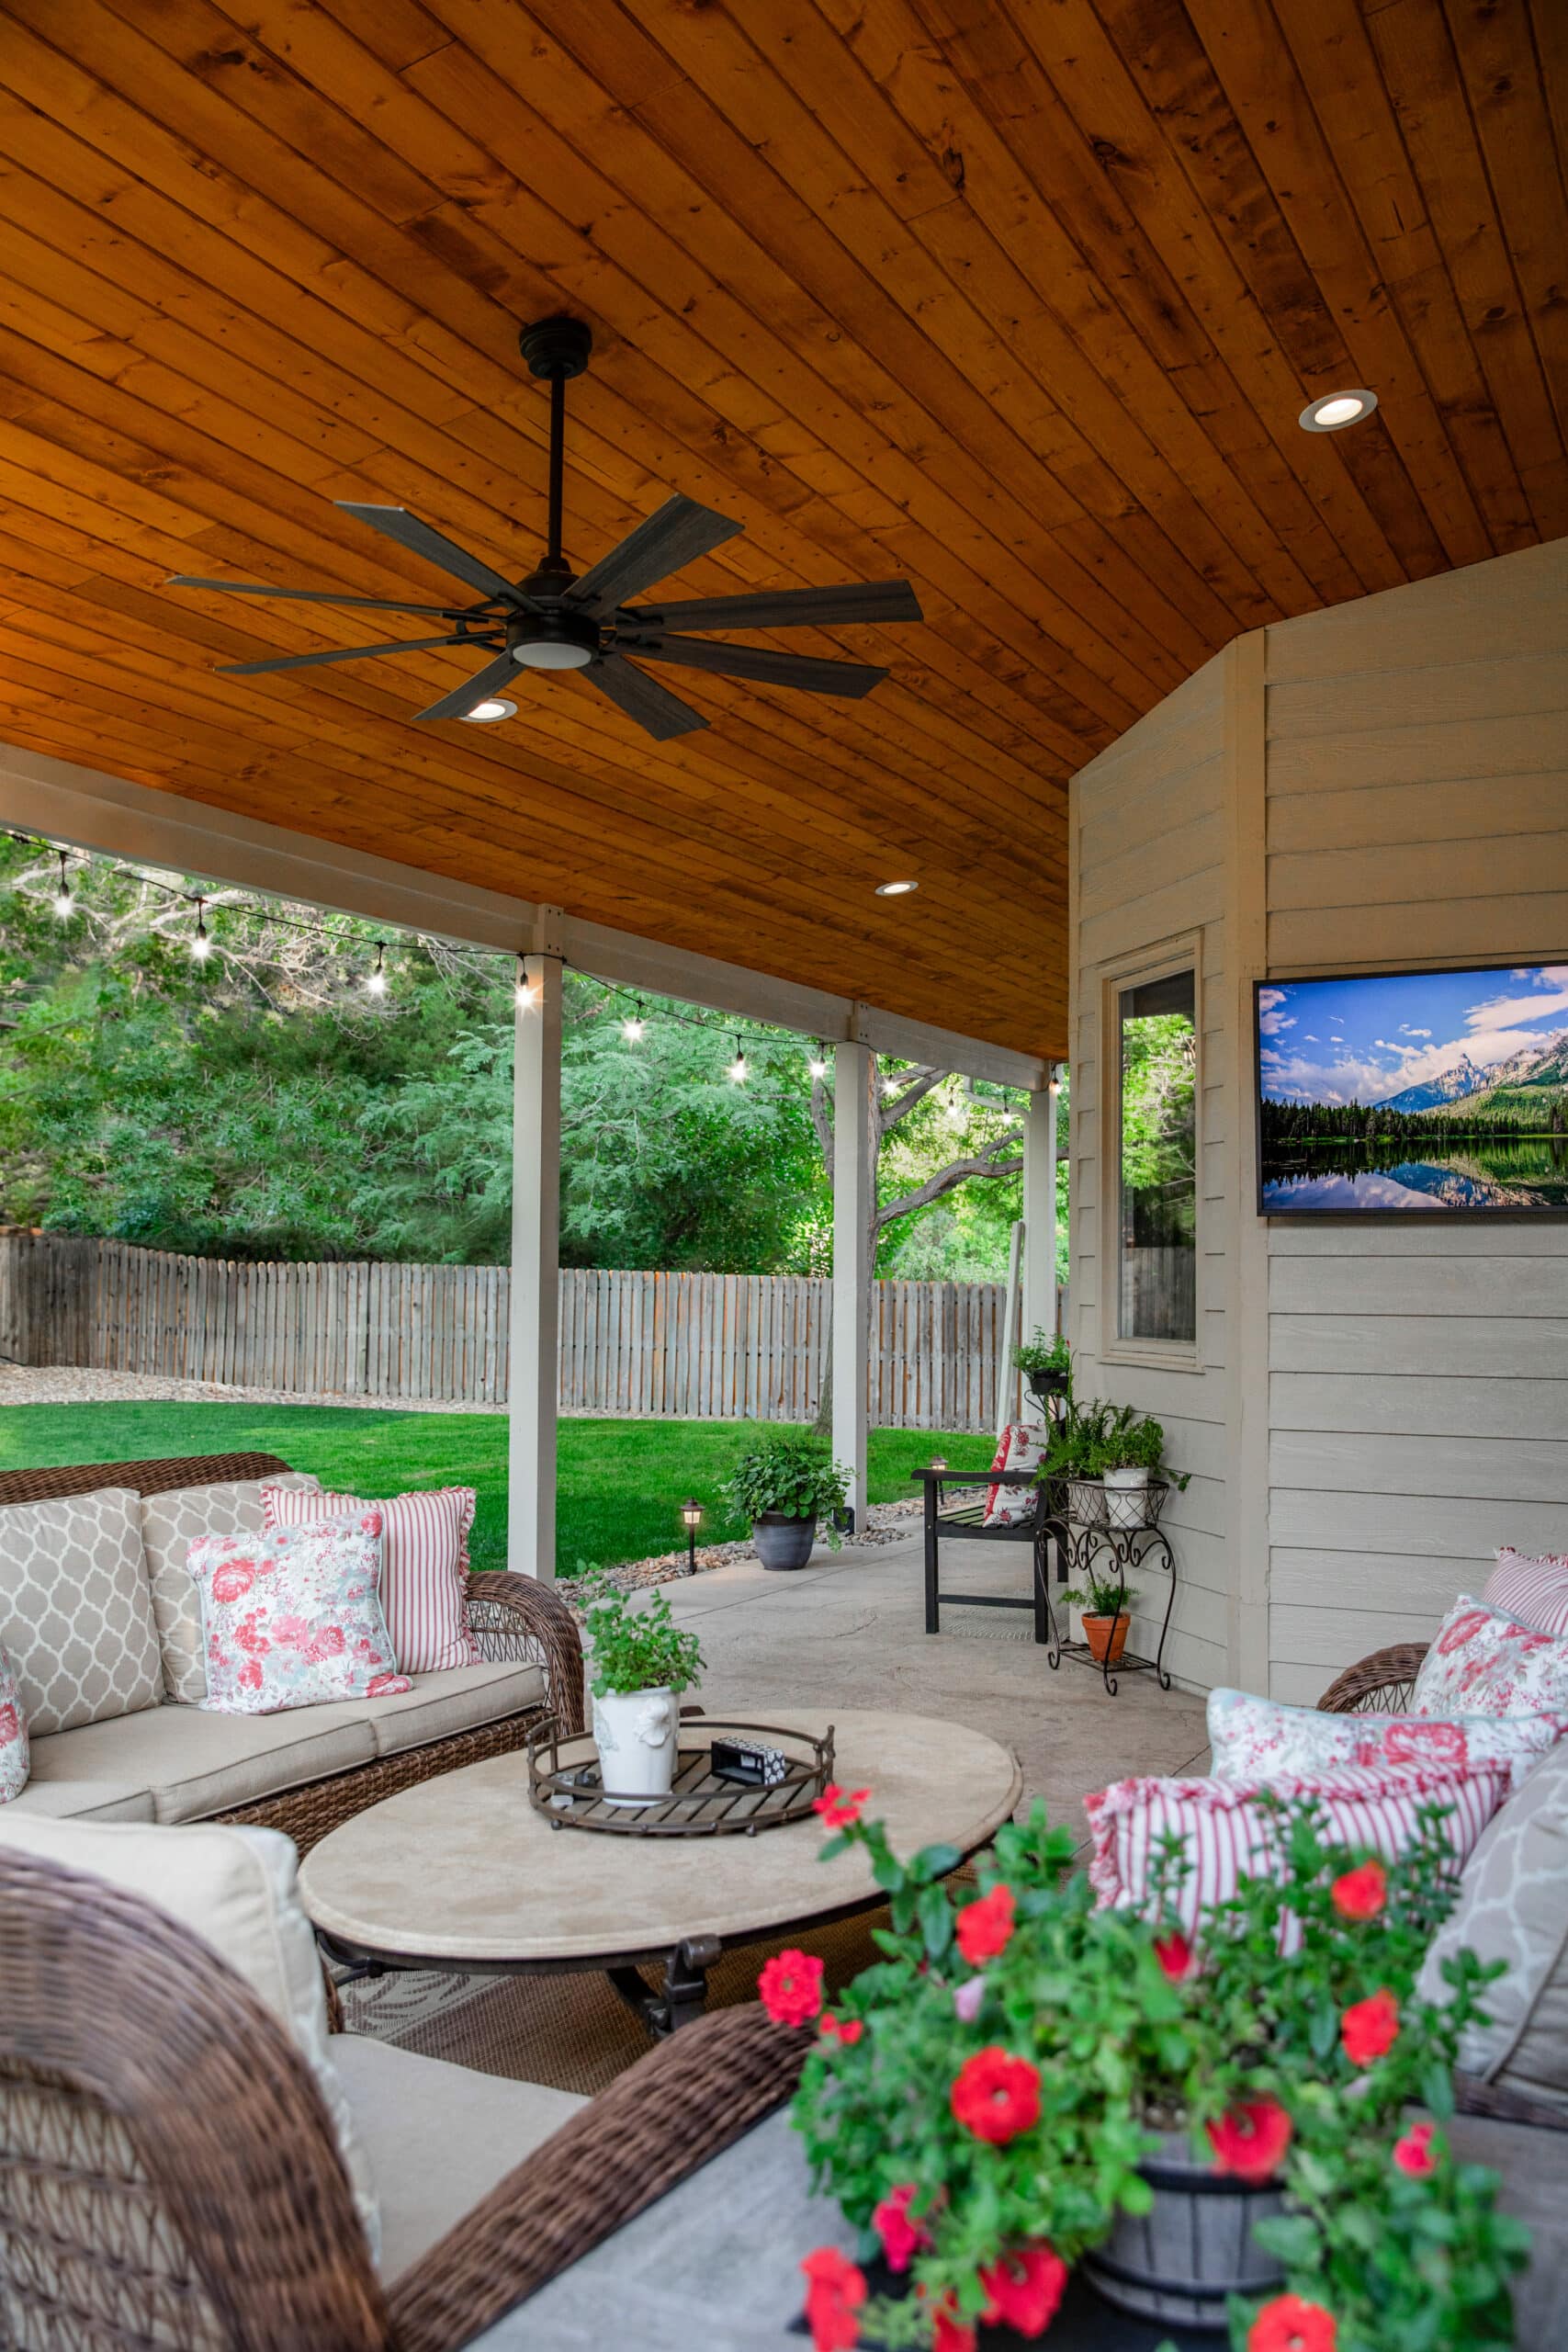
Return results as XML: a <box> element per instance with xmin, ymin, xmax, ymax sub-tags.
<box><xmin>1341</xmin><ymin>1986</ymin><xmax>1399</xmax><ymax>2068</ymax></box>
<box><xmin>1393</xmin><ymin>2120</ymin><xmax>1439</xmax><ymax>2177</ymax></box>
<box><xmin>1207</xmin><ymin>2099</ymin><xmax>1293</xmax><ymax>2185</ymax></box>
<box><xmin>813</xmin><ymin>1782</ymin><xmax>872</xmax><ymax>1830</ymax></box>
<box><xmin>871</xmin><ymin>2183</ymin><xmax>929</xmax><ymax>2273</ymax></box>
<box><xmin>1154</xmin><ymin>1930</ymin><xmax>1194</xmax><ymax>1982</ymax></box>
<box><xmin>950</xmin><ymin>2047</ymin><xmax>1042</xmax><ymax>2144</ymax></box>
<box><xmin>1247</xmin><ymin>2290</ymin><xmax>1337</xmax><ymax>2352</ymax></box>
<box><xmin>802</xmin><ymin>2246</ymin><xmax>866</xmax><ymax>2352</ymax></box>
<box><xmin>918</xmin><ymin>2288</ymin><xmax>976</xmax><ymax>2352</ymax></box>
<box><xmin>955</xmin><ymin>1883</ymin><xmax>1016</xmax><ymax>1966</ymax></box>
<box><xmin>759</xmin><ymin>1949</ymin><xmax>825</xmax><ymax>2027</ymax></box>
<box><xmin>818</xmin><ymin>2011</ymin><xmax>863</xmax><ymax>2047</ymax></box>
<box><xmin>979</xmin><ymin>2244</ymin><xmax>1069</xmax><ymax>2337</ymax></box>
<box><xmin>1331</xmin><ymin>1860</ymin><xmax>1388</xmax><ymax>1920</ymax></box>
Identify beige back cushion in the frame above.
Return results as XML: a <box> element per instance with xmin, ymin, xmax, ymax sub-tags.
<box><xmin>0</xmin><ymin>1811</ymin><xmax>379</xmax><ymax>2256</ymax></box>
<box><xmin>0</xmin><ymin>1488</ymin><xmax>162</xmax><ymax>1734</ymax></box>
<box><xmin>140</xmin><ymin>1476</ymin><xmax>320</xmax><ymax>1704</ymax></box>
<box><xmin>1417</xmin><ymin>1743</ymin><xmax>1568</xmax><ymax>2113</ymax></box>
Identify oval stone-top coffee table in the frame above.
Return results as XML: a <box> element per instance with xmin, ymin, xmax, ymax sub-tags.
<box><xmin>299</xmin><ymin>1708</ymin><xmax>1021</xmax><ymax>2037</ymax></box>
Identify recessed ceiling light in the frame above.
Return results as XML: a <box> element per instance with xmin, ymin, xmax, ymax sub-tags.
<box><xmin>459</xmin><ymin>697</ymin><xmax>517</xmax><ymax>724</ymax></box>
<box><xmin>1298</xmin><ymin>389</ymin><xmax>1377</xmax><ymax>434</ymax></box>
<box><xmin>875</xmin><ymin>878</ymin><xmax>919</xmax><ymax>898</ymax></box>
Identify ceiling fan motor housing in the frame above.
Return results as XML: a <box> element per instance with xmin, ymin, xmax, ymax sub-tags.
<box><xmin>518</xmin><ymin>315</ymin><xmax>593</xmax><ymax>380</ymax></box>
<box><xmin>508</xmin><ymin>605</ymin><xmax>599</xmax><ymax>671</ymax></box>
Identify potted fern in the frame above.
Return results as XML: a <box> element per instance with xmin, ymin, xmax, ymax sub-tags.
<box><xmin>582</xmin><ymin>1585</ymin><xmax>704</xmax><ymax>1804</ymax></box>
<box><xmin>1012</xmin><ymin>1328</ymin><xmax>1071</xmax><ymax>1412</ymax></box>
<box><xmin>728</xmin><ymin>1432</ymin><xmax>852</xmax><ymax>1571</ymax></box>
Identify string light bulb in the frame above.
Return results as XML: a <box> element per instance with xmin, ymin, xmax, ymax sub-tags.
<box><xmin>1048</xmin><ymin>1075</ymin><xmax>1061</xmax><ymax>1097</ymax></box>
<box><xmin>366</xmin><ymin>942</ymin><xmax>388</xmax><ymax>997</ymax></box>
<box><xmin>807</xmin><ymin>1046</ymin><xmax>829</xmax><ymax>1079</ymax></box>
<box><xmin>190</xmin><ymin>899</ymin><xmax>212</xmax><ymax>962</ymax></box>
<box><xmin>51</xmin><ymin>851</ymin><xmax>73</xmax><ymax>921</ymax></box>
<box><xmin>883</xmin><ymin>1075</ymin><xmax>900</xmax><ymax>1096</ymax></box>
<box><xmin>728</xmin><ymin>1037</ymin><xmax>748</xmax><ymax>1084</ymax></box>
<box><xmin>513</xmin><ymin>958</ymin><xmax>538</xmax><ymax>1012</ymax></box>
<box><xmin>623</xmin><ymin>1001</ymin><xmax>646</xmax><ymax>1042</ymax></box>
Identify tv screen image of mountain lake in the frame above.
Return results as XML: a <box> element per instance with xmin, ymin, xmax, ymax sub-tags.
<box><xmin>1257</xmin><ymin>964</ymin><xmax>1568</xmax><ymax>1213</ymax></box>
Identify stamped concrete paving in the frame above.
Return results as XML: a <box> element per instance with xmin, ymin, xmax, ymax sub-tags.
<box><xmin>661</xmin><ymin>1527</ymin><xmax>1209</xmax><ymax>1836</ymax></box>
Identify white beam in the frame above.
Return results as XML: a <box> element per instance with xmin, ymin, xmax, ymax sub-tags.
<box><xmin>1020</xmin><ymin>1076</ymin><xmax>1060</xmax><ymax>1368</ymax></box>
<box><xmin>831</xmin><ymin>1039</ymin><xmax>873</xmax><ymax>1529</ymax></box>
<box><xmin>0</xmin><ymin>744</ymin><xmax>1044</xmax><ymax>1089</ymax></box>
<box><xmin>508</xmin><ymin>954</ymin><xmax>561</xmax><ymax>1583</ymax></box>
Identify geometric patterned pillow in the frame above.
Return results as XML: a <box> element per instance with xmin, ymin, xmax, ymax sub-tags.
<box><xmin>187</xmin><ymin>1513</ymin><xmax>411</xmax><ymax>1714</ymax></box>
<box><xmin>0</xmin><ymin>1487</ymin><xmax>163</xmax><ymax>1735</ymax></box>
<box><xmin>1483</xmin><ymin>1546</ymin><xmax>1568</xmax><ymax>1639</ymax></box>
<box><xmin>1207</xmin><ymin>1686</ymin><xmax>1568</xmax><ymax>1794</ymax></box>
<box><xmin>140</xmin><ymin>1476</ymin><xmax>321</xmax><ymax>1705</ymax></box>
<box><xmin>1410</xmin><ymin>1598</ymin><xmax>1568</xmax><ymax>1720</ymax></box>
<box><xmin>0</xmin><ymin>1642</ymin><xmax>27</xmax><ymax>1802</ymax></box>
<box><xmin>261</xmin><ymin>1483</ymin><xmax>477</xmax><ymax>1672</ymax></box>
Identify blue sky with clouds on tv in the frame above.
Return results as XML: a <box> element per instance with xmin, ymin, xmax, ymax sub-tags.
<box><xmin>1258</xmin><ymin>965</ymin><xmax>1568</xmax><ymax>1107</ymax></box>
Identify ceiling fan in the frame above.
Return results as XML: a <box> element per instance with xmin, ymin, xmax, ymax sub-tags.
<box><xmin>168</xmin><ymin>316</ymin><xmax>923</xmax><ymax>742</ymax></box>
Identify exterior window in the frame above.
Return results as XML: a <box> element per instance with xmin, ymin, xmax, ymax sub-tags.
<box><xmin>1117</xmin><ymin>970</ymin><xmax>1197</xmax><ymax>1344</ymax></box>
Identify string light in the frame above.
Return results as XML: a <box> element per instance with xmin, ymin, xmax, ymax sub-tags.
<box><xmin>807</xmin><ymin>1046</ymin><xmax>829</xmax><ymax>1079</ymax></box>
<box><xmin>623</xmin><ymin>1000</ymin><xmax>646</xmax><ymax>1042</ymax></box>
<box><xmin>51</xmin><ymin>850</ymin><xmax>73</xmax><ymax>922</ymax></box>
<box><xmin>365</xmin><ymin>942</ymin><xmax>388</xmax><ymax>997</ymax></box>
<box><xmin>1047</xmin><ymin>1074</ymin><xmax>1061</xmax><ymax>1097</ymax></box>
<box><xmin>514</xmin><ymin>957</ymin><xmax>538</xmax><ymax>1012</ymax></box>
<box><xmin>190</xmin><ymin>898</ymin><xmax>212</xmax><ymax>962</ymax></box>
<box><xmin>728</xmin><ymin>1037</ymin><xmax>748</xmax><ymax>1084</ymax></box>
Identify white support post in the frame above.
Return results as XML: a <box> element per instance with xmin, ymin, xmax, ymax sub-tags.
<box><xmin>1021</xmin><ymin>1073</ymin><xmax>1062</xmax><ymax>1389</ymax></box>
<box><xmin>831</xmin><ymin>1039</ymin><xmax>874</xmax><ymax>1532</ymax></box>
<box><xmin>508</xmin><ymin>951</ymin><xmax>561</xmax><ymax>1582</ymax></box>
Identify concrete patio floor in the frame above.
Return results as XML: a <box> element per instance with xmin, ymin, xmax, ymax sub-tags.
<box><xmin>661</xmin><ymin>1528</ymin><xmax>1209</xmax><ymax>1837</ymax></box>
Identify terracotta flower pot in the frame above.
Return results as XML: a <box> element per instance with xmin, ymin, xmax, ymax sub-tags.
<box><xmin>1080</xmin><ymin>1611</ymin><xmax>1130</xmax><ymax>1667</ymax></box>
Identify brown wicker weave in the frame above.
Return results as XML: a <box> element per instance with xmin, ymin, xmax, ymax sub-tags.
<box><xmin>0</xmin><ymin>1847</ymin><xmax>809</xmax><ymax>2349</ymax></box>
<box><xmin>1314</xmin><ymin>1640</ymin><xmax>1430</xmax><ymax>1714</ymax></box>
<box><xmin>0</xmin><ymin>1453</ymin><xmax>586</xmax><ymax>1850</ymax></box>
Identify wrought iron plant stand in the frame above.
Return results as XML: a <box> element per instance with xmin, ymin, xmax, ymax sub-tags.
<box><xmin>1040</xmin><ymin>1477</ymin><xmax>1178</xmax><ymax>1698</ymax></box>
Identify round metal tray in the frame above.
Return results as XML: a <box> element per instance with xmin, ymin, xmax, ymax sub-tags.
<box><xmin>526</xmin><ymin>1715</ymin><xmax>836</xmax><ymax>1837</ymax></box>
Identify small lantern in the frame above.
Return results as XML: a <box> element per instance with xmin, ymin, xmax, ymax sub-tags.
<box><xmin>929</xmin><ymin>1455</ymin><xmax>949</xmax><ymax>1475</ymax></box>
<box><xmin>679</xmin><ymin>1498</ymin><xmax>704</xmax><ymax>1577</ymax></box>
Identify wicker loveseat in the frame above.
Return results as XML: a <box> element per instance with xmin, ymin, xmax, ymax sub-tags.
<box><xmin>0</xmin><ymin>1453</ymin><xmax>584</xmax><ymax>1852</ymax></box>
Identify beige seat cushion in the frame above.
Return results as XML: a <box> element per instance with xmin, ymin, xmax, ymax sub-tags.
<box><xmin>0</xmin><ymin>1487</ymin><xmax>163</xmax><ymax>1734</ymax></box>
<box><xmin>360</xmin><ymin>1660</ymin><xmax>546</xmax><ymax>1760</ymax></box>
<box><xmin>139</xmin><ymin>1475</ymin><xmax>321</xmax><ymax>1705</ymax></box>
<box><xmin>329</xmin><ymin>2034</ymin><xmax>584</xmax><ymax>2279</ymax></box>
<box><xmin>1</xmin><ymin>1775</ymin><xmax>156</xmax><ymax>1823</ymax></box>
<box><xmin>25</xmin><ymin>1701</ymin><xmax>378</xmax><ymax>1824</ymax></box>
<box><xmin>1417</xmin><ymin>1743</ymin><xmax>1568</xmax><ymax>2113</ymax></box>
<box><xmin>0</xmin><ymin>1815</ymin><xmax>380</xmax><ymax>2256</ymax></box>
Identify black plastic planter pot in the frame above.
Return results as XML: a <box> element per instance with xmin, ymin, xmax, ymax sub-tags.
<box><xmin>1079</xmin><ymin>2131</ymin><xmax>1284</xmax><ymax>2333</ymax></box>
<box><xmin>751</xmin><ymin>1512</ymin><xmax>817</xmax><ymax>1570</ymax></box>
<box><xmin>1024</xmin><ymin>1367</ymin><xmax>1070</xmax><ymax>1409</ymax></box>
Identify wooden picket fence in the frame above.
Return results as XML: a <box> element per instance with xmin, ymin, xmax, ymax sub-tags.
<box><xmin>0</xmin><ymin>1232</ymin><xmax>1023</xmax><ymax>1430</ymax></box>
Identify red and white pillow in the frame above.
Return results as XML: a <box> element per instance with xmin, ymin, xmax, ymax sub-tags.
<box><xmin>984</xmin><ymin>1423</ymin><xmax>1047</xmax><ymax>1528</ymax></box>
<box><xmin>1482</xmin><ymin>1547</ymin><xmax>1568</xmax><ymax>1640</ymax></box>
<box><xmin>1411</xmin><ymin>1598</ymin><xmax>1568</xmax><ymax>1721</ymax></box>
<box><xmin>188</xmin><ymin>1514</ymin><xmax>411</xmax><ymax>1715</ymax></box>
<box><xmin>1086</xmin><ymin>1762</ymin><xmax>1509</xmax><ymax>1940</ymax></box>
<box><xmin>262</xmin><ymin>1484</ymin><xmax>477</xmax><ymax>1674</ymax></box>
<box><xmin>1206</xmin><ymin>1686</ymin><xmax>1567</xmax><ymax>1794</ymax></box>
<box><xmin>0</xmin><ymin>1642</ymin><xmax>27</xmax><ymax>1803</ymax></box>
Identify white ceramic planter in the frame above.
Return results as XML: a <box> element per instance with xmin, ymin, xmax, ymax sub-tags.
<box><xmin>592</xmin><ymin>1684</ymin><xmax>680</xmax><ymax>1804</ymax></box>
<box><xmin>1103</xmin><ymin>1463</ymin><xmax>1152</xmax><ymax>1530</ymax></box>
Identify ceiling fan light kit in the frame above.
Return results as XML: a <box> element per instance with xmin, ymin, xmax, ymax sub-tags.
<box><xmin>167</xmin><ymin>314</ymin><xmax>922</xmax><ymax>742</ymax></box>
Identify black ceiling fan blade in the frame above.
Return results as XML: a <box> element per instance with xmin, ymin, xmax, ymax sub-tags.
<box><xmin>169</xmin><ymin>577</ymin><xmax>474</xmax><ymax>617</ymax></box>
<box><xmin>412</xmin><ymin>647</ymin><xmax>523</xmax><ymax>723</ymax></box>
<box><xmin>584</xmin><ymin>651</ymin><xmax>708</xmax><ymax>741</ymax></box>
<box><xmin>566</xmin><ymin>495</ymin><xmax>743</xmax><ymax>616</ymax></box>
<box><xmin>335</xmin><ymin>503</ymin><xmax>535</xmax><ymax>611</ymax></box>
<box><xmin>615</xmin><ymin>580</ymin><xmax>923</xmax><ymax>632</ymax></box>
<box><xmin>217</xmin><ymin>634</ymin><xmax>482</xmax><ymax>678</ymax></box>
<box><xmin>615</xmin><ymin>632</ymin><xmax>887</xmax><ymax>699</ymax></box>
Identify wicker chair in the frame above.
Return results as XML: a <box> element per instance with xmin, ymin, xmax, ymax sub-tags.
<box><xmin>0</xmin><ymin>1453</ymin><xmax>585</xmax><ymax>1853</ymax></box>
<box><xmin>0</xmin><ymin>1845</ymin><xmax>807</xmax><ymax>2350</ymax></box>
<box><xmin>1315</xmin><ymin>1641</ymin><xmax>1430</xmax><ymax>1714</ymax></box>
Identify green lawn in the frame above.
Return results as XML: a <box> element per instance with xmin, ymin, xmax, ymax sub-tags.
<box><xmin>0</xmin><ymin>1404</ymin><xmax>998</xmax><ymax>1577</ymax></box>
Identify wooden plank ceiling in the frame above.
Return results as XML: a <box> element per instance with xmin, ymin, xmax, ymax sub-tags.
<box><xmin>0</xmin><ymin>1</ymin><xmax>1562</xmax><ymax>1060</ymax></box>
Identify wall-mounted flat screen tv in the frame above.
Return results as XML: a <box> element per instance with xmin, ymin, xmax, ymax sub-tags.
<box><xmin>1256</xmin><ymin>963</ymin><xmax>1568</xmax><ymax>1216</ymax></box>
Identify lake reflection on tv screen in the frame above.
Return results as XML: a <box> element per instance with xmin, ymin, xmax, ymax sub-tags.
<box><xmin>1261</xmin><ymin>1143</ymin><xmax>1568</xmax><ymax>1213</ymax></box>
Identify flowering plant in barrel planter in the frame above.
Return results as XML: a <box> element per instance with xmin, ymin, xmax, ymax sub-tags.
<box><xmin>770</xmin><ymin>1792</ymin><xmax>1528</xmax><ymax>2351</ymax></box>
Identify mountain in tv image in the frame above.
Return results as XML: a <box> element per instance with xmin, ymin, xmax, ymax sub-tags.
<box><xmin>1376</xmin><ymin>1032</ymin><xmax>1568</xmax><ymax>1120</ymax></box>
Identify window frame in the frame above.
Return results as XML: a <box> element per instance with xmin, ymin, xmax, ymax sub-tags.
<box><xmin>1099</xmin><ymin>933</ymin><xmax>1205</xmax><ymax>1374</ymax></box>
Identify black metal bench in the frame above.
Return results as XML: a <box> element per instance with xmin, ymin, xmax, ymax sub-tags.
<box><xmin>912</xmin><ymin>1467</ymin><xmax>1049</xmax><ymax>1645</ymax></box>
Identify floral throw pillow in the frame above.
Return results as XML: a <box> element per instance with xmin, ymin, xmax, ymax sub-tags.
<box><xmin>1207</xmin><ymin>1687</ymin><xmax>1568</xmax><ymax>1794</ymax></box>
<box><xmin>1482</xmin><ymin>1547</ymin><xmax>1568</xmax><ymax>1640</ymax></box>
<box><xmin>1411</xmin><ymin>1598</ymin><xmax>1568</xmax><ymax>1721</ymax></box>
<box><xmin>187</xmin><ymin>1514</ymin><xmax>412</xmax><ymax>1715</ymax></box>
<box><xmin>984</xmin><ymin>1423</ymin><xmax>1046</xmax><ymax>1528</ymax></box>
<box><xmin>0</xmin><ymin>1642</ymin><xmax>27</xmax><ymax>1803</ymax></box>
<box><xmin>261</xmin><ymin>1483</ymin><xmax>477</xmax><ymax>1674</ymax></box>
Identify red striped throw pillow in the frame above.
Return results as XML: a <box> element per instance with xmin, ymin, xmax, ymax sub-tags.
<box><xmin>262</xmin><ymin>1486</ymin><xmax>478</xmax><ymax>1674</ymax></box>
<box><xmin>984</xmin><ymin>1423</ymin><xmax>1046</xmax><ymax>1528</ymax></box>
<box><xmin>1482</xmin><ymin>1547</ymin><xmax>1568</xmax><ymax>1640</ymax></box>
<box><xmin>1085</xmin><ymin>1764</ymin><xmax>1509</xmax><ymax>1941</ymax></box>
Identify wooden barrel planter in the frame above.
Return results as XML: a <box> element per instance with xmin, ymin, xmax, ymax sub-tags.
<box><xmin>1080</xmin><ymin>2131</ymin><xmax>1284</xmax><ymax>2333</ymax></box>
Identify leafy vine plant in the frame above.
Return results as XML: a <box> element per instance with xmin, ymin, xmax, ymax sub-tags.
<box><xmin>727</xmin><ymin>1433</ymin><xmax>852</xmax><ymax>1546</ymax></box>
<box><xmin>764</xmin><ymin>1790</ymin><xmax>1528</xmax><ymax>2352</ymax></box>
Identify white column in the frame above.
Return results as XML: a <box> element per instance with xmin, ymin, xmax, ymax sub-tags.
<box><xmin>831</xmin><ymin>1038</ymin><xmax>874</xmax><ymax>1530</ymax></box>
<box><xmin>508</xmin><ymin>951</ymin><xmax>561</xmax><ymax>1582</ymax></box>
<box><xmin>1021</xmin><ymin>1074</ymin><xmax>1060</xmax><ymax>1363</ymax></box>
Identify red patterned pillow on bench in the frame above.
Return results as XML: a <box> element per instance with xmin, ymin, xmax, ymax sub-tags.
<box><xmin>983</xmin><ymin>1423</ymin><xmax>1046</xmax><ymax>1528</ymax></box>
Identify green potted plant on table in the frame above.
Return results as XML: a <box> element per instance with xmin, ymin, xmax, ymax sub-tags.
<box><xmin>728</xmin><ymin>1431</ymin><xmax>852</xmax><ymax>1571</ymax></box>
<box><xmin>1011</xmin><ymin>1329</ymin><xmax>1071</xmax><ymax>1413</ymax></box>
<box><xmin>581</xmin><ymin>1584</ymin><xmax>704</xmax><ymax>1804</ymax></box>
<box><xmin>771</xmin><ymin>1794</ymin><xmax>1526</xmax><ymax>2352</ymax></box>
<box><xmin>1089</xmin><ymin>1413</ymin><xmax>1170</xmax><ymax>1529</ymax></box>
<box><xmin>1058</xmin><ymin>1566</ymin><xmax>1141</xmax><ymax>1668</ymax></box>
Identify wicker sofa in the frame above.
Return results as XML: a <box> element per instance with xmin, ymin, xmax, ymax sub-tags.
<box><xmin>0</xmin><ymin>1453</ymin><xmax>584</xmax><ymax>1851</ymax></box>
